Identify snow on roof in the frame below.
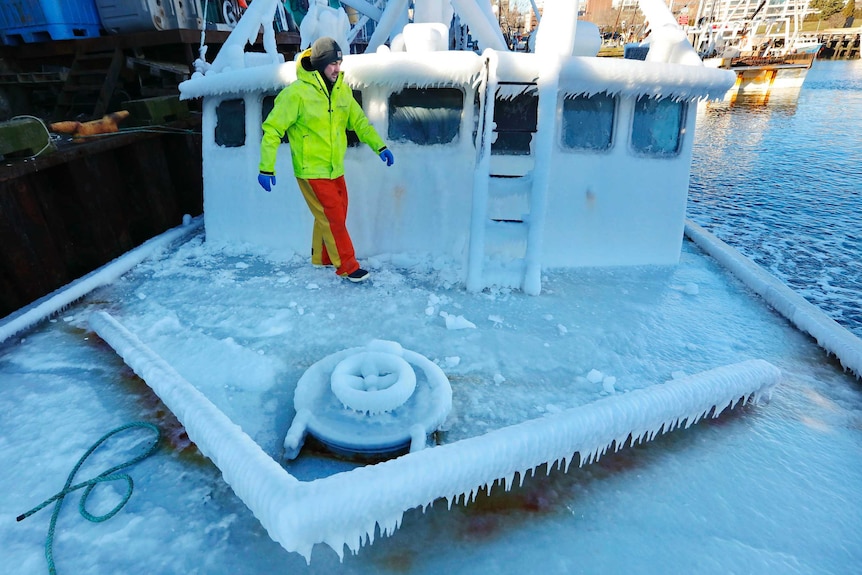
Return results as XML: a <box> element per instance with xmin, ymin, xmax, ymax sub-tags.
<box><xmin>180</xmin><ymin>50</ymin><xmax>484</xmax><ymax>101</ymax></box>
<box><xmin>180</xmin><ymin>59</ymin><xmax>297</xmax><ymax>100</ymax></box>
<box><xmin>180</xmin><ymin>48</ymin><xmax>733</xmax><ymax>102</ymax></box>
<box><xmin>342</xmin><ymin>49</ymin><xmax>484</xmax><ymax>90</ymax></box>
<box><xmin>557</xmin><ymin>57</ymin><xmax>736</xmax><ymax>101</ymax></box>
<box><xmin>488</xmin><ymin>50</ymin><xmax>734</xmax><ymax>102</ymax></box>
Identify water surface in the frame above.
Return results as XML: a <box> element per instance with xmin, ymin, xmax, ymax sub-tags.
<box><xmin>688</xmin><ymin>59</ymin><xmax>862</xmax><ymax>337</ymax></box>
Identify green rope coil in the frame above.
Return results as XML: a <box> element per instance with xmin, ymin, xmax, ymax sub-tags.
<box><xmin>17</xmin><ymin>421</ymin><xmax>161</xmax><ymax>575</ymax></box>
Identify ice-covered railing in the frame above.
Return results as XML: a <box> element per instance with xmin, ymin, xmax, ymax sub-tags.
<box><xmin>203</xmin><ymin>0</ymin><xmax>283</xmax><ymax>75</ymax></box>
<box><xmin>90</xmin><ymin>310</ymin><xmax>780</xmax><ymax>562</ymax></box>
<box><xmin>686</xmin><ymin>221</ymin><xmax>862</xmax><ymax>379</ymax></box>
<box><xmin>0</xmin><ymin>217</ymin><xmax>201</xmax><ymax>346</ymax></box>
<box><xmin>636</xmin><ymin>0</ymin><xmax>704</xmax><ymax>66</ymax></box>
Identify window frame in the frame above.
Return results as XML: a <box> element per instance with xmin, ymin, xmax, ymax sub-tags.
<box><xmin>387</xmin><ymin>86</ymin><xmax>465</xmax><ymax>146</ymax></box>
<box><xmin>214</xmin><ymin>98</ymin><xmax>246</xmax><ymax>148</ymax></box>
<box><xmin>559</xmin><ymin>91</ymin><xmax>618</xmax><ymax>153</ymax></box>
<box><xmin>630</xmin><ymin>95</ymin><xmax>687</xmax><ymax>158</ymax></box>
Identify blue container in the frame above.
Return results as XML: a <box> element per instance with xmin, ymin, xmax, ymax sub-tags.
<box><xmin>0</xmin><ymin>0</ymin><xmax>102</xmax><ymax>45</ymax></box>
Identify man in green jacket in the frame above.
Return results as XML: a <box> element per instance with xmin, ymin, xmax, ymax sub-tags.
<box><xmin>258</xmin><ymin>37</ymin><xmax>394</xmax><ymax>282</ymax></box>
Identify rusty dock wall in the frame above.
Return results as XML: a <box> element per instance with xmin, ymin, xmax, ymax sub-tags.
<box><xmin>0</xmin><ymin>119</ymin><xmax>203</xmax><ymax>318</ymax></box>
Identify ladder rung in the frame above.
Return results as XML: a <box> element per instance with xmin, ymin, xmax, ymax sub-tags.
<box><xmin>484</xmin><ymin>220</ymin><xmax>529</xmax><ymax>257</ymax></box>
<box><xmin>488</xmin><ymin>174</ymin><xmax>532</xmax><ymax>199</ymax></box>
<box><xmin>481</xmin><ymin>257</ymin><xmax>526</xmax><ymax>289</ymax></box>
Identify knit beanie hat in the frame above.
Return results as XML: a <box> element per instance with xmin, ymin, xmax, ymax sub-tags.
<box><xmin>310</xmin><ymin>37</ymin><xmax>343</xmax><ymax>69</ymax></box>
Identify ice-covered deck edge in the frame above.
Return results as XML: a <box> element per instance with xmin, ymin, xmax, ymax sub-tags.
<box><xmin>89</xmin><ymin>309</ymin><xmax>780</xmax><ymax>562</ymax></box>
<box><xmin>5</xmin><ymin>216</ymin><xmax>862</xmax><ymax>560</ymax></box>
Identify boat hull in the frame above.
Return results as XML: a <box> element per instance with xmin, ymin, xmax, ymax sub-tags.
<box><xmin>705</xmin><ymin>54</ymin><xmax>816</xmax><ymax>102</ymax></box>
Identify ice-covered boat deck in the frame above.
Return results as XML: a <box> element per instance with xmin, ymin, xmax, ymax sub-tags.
<box><xmin>69</xmin><ymin>228</ymin><xmax>796</xmax><ymax>456</ymax></box>
<box><xmin>2</xmin><ymin>224</ymin><xmax>860</xmax><ymax>572</ymax></box>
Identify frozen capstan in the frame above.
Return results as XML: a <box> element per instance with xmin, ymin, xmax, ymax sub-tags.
<box><xmin>283</xmin><ymin>340</ymin><xmax>453</xmax><ymax>459</ymax></box>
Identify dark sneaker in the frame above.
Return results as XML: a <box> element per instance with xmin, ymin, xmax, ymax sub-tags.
<box><xmin>346</xmin><ymin>268</ymin><xmax>369</xmax><ymax>283</ymax></box>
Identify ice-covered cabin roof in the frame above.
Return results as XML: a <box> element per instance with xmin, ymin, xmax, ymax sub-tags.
<box><xmin>180</xmin><ymin>47</ymin><xmax>732</xmax><ymax>103</ymax></box>
<box><xmin>340</xmin><ymin>50</ymin><xmax>484</xmax><ymax>91</ymax></box>
<box><xmin>490</xmin><ymin>51</ymin><xmax>733</xmax><ymax>103</ymax></box>
<box><xmin>179</xmin><ymin>49</ymin><xmax>485</xmax><ymax>100</ymax></box>
<box><xmin>558</xmin><ymin>56</ymin><xmax>734</xmax><ymax>102</ymax></box>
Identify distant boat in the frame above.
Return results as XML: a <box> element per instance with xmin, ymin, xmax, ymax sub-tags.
<box><xmin>792</xmin><ymin>36</ymin><xmax>824</xmax><ymax>55</ymax></box>
<box><xmin>688</xmin><ymin>0</ymin><xmax>821</xmax><ymax>102</ymax></box>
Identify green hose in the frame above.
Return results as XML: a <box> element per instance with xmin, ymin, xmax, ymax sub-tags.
<box><xmin>17</xmin><ymin>421</ymin><xmax>162</xmax><ymax>575</ymax></box>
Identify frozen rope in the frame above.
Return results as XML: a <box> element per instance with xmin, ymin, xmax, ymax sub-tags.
<box><xmin>16</xmin><ymin>421</ymin><xmax>161</xmax><ymax>575</ymax></box>
<box><xmin>67</xmin><ymin>125</ymin><xmax>201</xmax><ymax>139</ymax></box>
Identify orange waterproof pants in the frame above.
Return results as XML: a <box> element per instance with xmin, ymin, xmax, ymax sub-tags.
<box><xmin>296</xmin><ymin>176</ymin><xmax>360</xmax><ymax>277</ymax></box>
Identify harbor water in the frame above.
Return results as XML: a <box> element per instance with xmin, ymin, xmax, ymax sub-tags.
<box><xmin>688</xmin><ymin>58</ymin><xmax>862</xmax><ymax>339</ymax></box>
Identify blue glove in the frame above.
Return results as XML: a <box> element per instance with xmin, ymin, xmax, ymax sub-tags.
<box><xmin>258</xmin><ymin>173</ymin><xmax>276</xmax><ymax>192</ymax></box>
<box><xmin>379</xmin><ymin>148</ymin><xmax>394</xmax><ymax>167</ymax></box>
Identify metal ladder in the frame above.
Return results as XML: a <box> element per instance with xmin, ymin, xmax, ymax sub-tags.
<box><xmin>466</xmin><ymin>53</ymin><xmax>546</xmax><ymax>295</ymax></box>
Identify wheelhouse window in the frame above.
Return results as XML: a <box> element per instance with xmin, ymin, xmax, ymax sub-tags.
<box><xmin>492</xmin><ymin>84</ymin><xmax>538</xmax><ymax>155</ymax></box>
<box><xmin>560</xmin><ymin>92</ymin><xmax>616</xmax><ymax>151</ymax></box>
<box><xmin>215</xmin><ymin>98</ymin><xmax>245</xmax><ymax>148</ymax></box>
<box><xmin>388</xmin><ymin>87</ymin><xmax>463</xmax><ymax>145</ymax></box>
<box><xmin>631</xmin><ymin>95</ymin><xmax>685</xmax><ymax>156</ymax></box>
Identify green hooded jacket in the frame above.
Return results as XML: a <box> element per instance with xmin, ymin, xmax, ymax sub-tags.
<box><xmin>259</xmin><ymin>48</ymin><xmax>386</xmax><ymax>179</ymax></box>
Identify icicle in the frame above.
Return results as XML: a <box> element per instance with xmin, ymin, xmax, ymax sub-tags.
<box><xmin>504</xmin><ymin>473</ymin><xmax>515</xmax><ymax>491</ymax></box>
<box><xmin>346</xmin><ymin>532</ymin><xmax>361</xmax><ymax>554</ymax></box>
<box><xmin>93</xmin><ymin>317</ymin><xmax>782</xmax><ymax>563</ymax></box>
<box><xmin>298</xmin><ymin>543</ymin><xmax>313</xmax><ymax>565</ymax></box>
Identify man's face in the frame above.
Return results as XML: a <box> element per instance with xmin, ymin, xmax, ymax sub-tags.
<box><xmin>323</xmin><ymin>61</ymin><xmax>341</xmax><ymax>83</ymax></box>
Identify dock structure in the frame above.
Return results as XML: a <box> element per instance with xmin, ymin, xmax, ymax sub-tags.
<box><xmin>0</xmin><ymin>27</ymin><xmax>305</xmax><ymax>318</ymax></box>
<box><xmin>0</xmin><ymin>119</ymin><xmax>204</xmax><ymax>318</ymax></box>
<box><xmin>815</xmin><ymin>28</ymin><xmax>861</xmax><ymax>59</ymax></box>
<box><xmin>0</xmin><ymin>28</ymin><xmax>301</xmax><ymax>121</ymax></box>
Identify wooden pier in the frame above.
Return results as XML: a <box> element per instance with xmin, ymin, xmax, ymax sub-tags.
<box><xmin>814</xmin><ymin>28</ymin><xmax>861</xmax><ymax>60</ymax></box>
